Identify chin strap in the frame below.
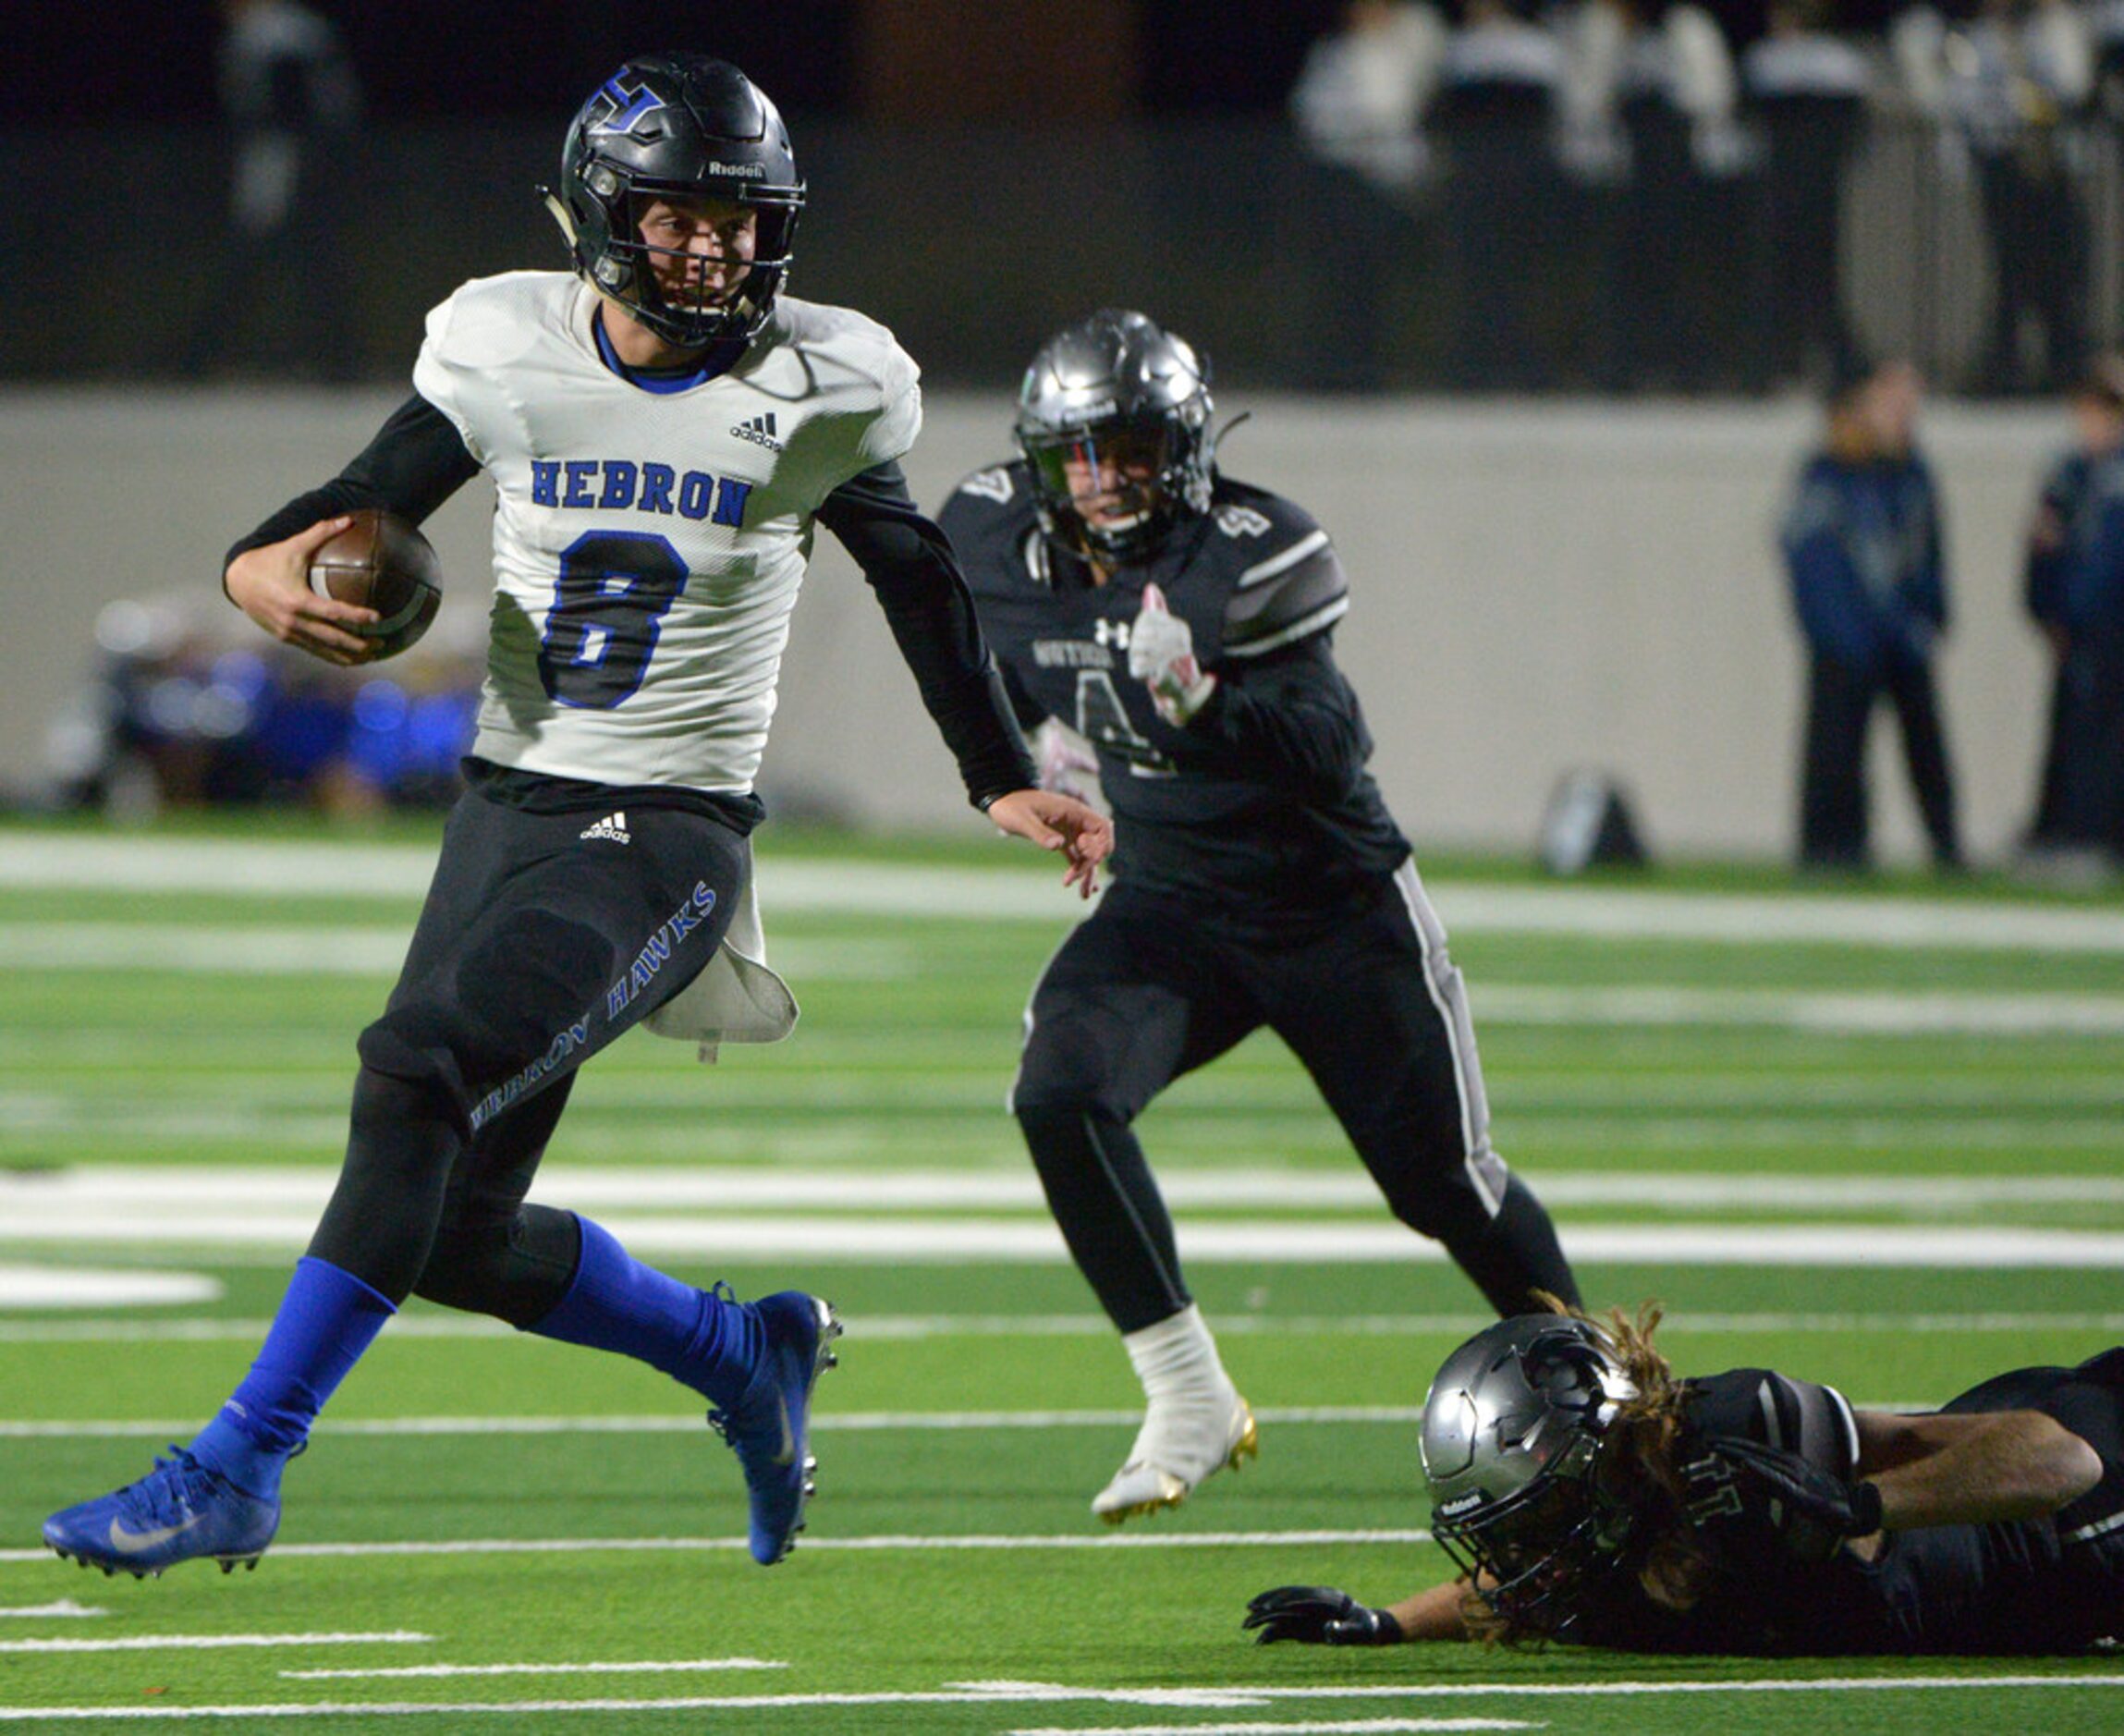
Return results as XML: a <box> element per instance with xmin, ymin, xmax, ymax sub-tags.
<box><xmin>1203</xmin><ymin>410</ymin><xmax>1251</xmax><ymax>473</ymax></box>
<box><xmin>539</xmin><ymin>187</ymin><xmax>579</xmax><ymax>248</ymax></box>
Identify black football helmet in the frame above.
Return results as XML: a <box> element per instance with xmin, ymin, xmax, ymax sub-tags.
<box><xmin>543</xmin><ymin>54</ymin><xmax>804</xmax><ymax>348</ymax></box>
<box><xmin>1014</xmin><ymin>309</ymin><xmax>1215</xmax><ymax>562</ymax></box>
<box><xmin>1419</xmin><ymin>1314</ymin><xmax>1640</xmax><ymax>1632</ymax></box>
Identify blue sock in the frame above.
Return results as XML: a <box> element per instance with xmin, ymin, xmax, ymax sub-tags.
<box><xmin>189</xmin><ymin>1257</ymin><xmax>396</xmax><ymax>1499</ymax></box>
<box><xmin>528</xmin><ymin>1216</ymin><xmax>757</xmax><ymax>1402</ymax></box>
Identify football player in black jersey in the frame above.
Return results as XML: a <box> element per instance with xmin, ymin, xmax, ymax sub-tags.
<box><xmin>938</xmin><ymin>309</ymin><xmax>1580</xmax><ymax>1524</ymax></box>
<box><xmin>1245</xmin><ymin>1305</ymin><xmax>2124</xmax><ymax>1653</ymax></box>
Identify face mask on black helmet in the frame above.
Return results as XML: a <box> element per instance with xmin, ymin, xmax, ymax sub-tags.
<box><xmin>1014</xmin><ymin>309</ymin><xmax>1217</xmax><ymax>563</ymax></box>
<box><xmin>542</xmin><ymin>54</ymin><xmax>804</xmax><ymax>349</ymax></box>
<box><xmin>1418</xmin><ymin>1314</ymin><xmax>1640</xmax><ymax>1632</ymax></box>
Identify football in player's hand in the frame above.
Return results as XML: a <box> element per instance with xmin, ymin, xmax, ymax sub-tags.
<box><xmin>307</xmin><ymin>508</ymin><xmax>444</xmax><ymax>659</ymax></box>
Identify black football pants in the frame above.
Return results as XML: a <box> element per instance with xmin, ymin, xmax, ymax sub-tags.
<box><xmin>307</xmin><ymin>785</ymin><xmax>746</xmax><ymax>1318</ymax></box>
<box><xmin>1009</xmin><ymin>864</ymin><xmax>1579</xmax><ymax>1333</ymax></box>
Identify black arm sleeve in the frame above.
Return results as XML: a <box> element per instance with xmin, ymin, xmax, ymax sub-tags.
<box><xmin>1186</xmin><ymin>635</ymin><xmax>1375</xmax><ymax>802</ymax></box>
<box><xmin>816</xmin><ymin>461</ymin><xmax>1038</xmax><ymax>808</ymax></box>
<box><xmin>223</xmin><ymin>392</ymin><xmax>481</xmax><ymax>575</ymax></box>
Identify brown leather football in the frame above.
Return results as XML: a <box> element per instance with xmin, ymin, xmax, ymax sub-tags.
<box><xmin>307</xmin><ymin>508</ymin><xmax>444</xmax><ymax>659</ymax></box>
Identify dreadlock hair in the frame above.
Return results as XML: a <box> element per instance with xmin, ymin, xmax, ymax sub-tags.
<box><xmin>1454</xmin><ymin>1295</ymin><xmax>1720</xmax><ymax>1646</ymax></box>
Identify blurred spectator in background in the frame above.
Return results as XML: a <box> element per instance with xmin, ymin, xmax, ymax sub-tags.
<box><xmin>1289</xmin><ymin>0</ymin><xmax>1449</xmax><ymax>389</ymax></box>
<box><xmin>2093</xmin><ymin>0</ymin><xmax>2124</xmax><ymax>110</ymax></box>
<box><xmin>43</xmin><ymin>596</ymin><xmax>480</xmax><ymax>821</ymax></box>
<box><xmin>2020</xmin><ymin>356</ymin><xmax>2124</xmax><ymax>872</ymax></box>
<box><xmin>1291</xmin><ymin>1</ymin><xmax>1447</xmax><ymax>198</ymax></box>
<box><xmin>1568</xmin><ymin>0</ymin><xmax>1754</xmax><ymax>393</ymax></box>
<box><xmin>1894</xmin><ymin>0</ymin><xmax>2093</xmax><ymax>396</ymax></box>
<box><xmin>180</xmin><ymin>0</ymin><xmax>361</xmax><ymax>381</ymax></box>
<box><xmin>1740</xmin><ymin>0</ymin><xmax>1873</xmax><ymax>391</ymax></box>
<box><xmin>1780</xmin><ymin>357</ymin><xmax>1963</xmax><ymax>871</ymax></box>
<box><xmin>1430</xmin><ymin>0</ymin><xmax>1567</xmax><ymax>390</ymax></box>
<box><xmin>2020</xmin><ymin>356</ymin><xmax>2116</xmax><ymax>855</ymax></box>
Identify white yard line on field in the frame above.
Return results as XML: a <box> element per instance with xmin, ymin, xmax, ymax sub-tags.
<box><xmin>0</xmin><ymin>1632</ymin><xmax>429</xmax><ymax>1654</ymax></box>
<box><xmin>0</xmin><ymin>1532</ymin><xmax>1433</xmax><ymax>1568</ymax></box>
<box><xmin>1005</xmin><ymin>1725</ymin><xmax>1535</xmax><ymax>1734</ymax></box>
<box><xmin>2</xmin><ymin>1403</ymin><xmax>1983</xmax><ymax>1440</ymax></box>
<box><xmin>12</xmin><ymin>1308</ymin><xmax>2124</xmax><ymax>1351</ymax></box>
<box><xmin>4</xmin><ymin>1307</ymin><xmax>2124</xmax><ymax>1347</ymax></box>
<box><xmin>7</xmin><ymin>1214</ymin><xmax>2124</xmax><ymax>1265</ymax></box>
<box><xmin>6</xmin><ymin>1111</ymin><xmax>2118</xmax><ymax>1156</ymax></box>
<box><xmin>1474</xmin><ymin>984</ymin><xmax>2124</xmax><ymax>1034</ymax></box>
<box><xmin>3</xmin><ymin>834</ymin><xmax>2121</xmax><ymax>950</ymax></box>
<box><xmin>0</xmin><ymin>1304</ymin><xmax>2117</xmax><ymax>1347</ymax></box>
<box><xmin>0</xmin><ymin>1266</ymin><xmax>219</xmax><ymax>1308</ymax></box>
<box><xmin>0</xmin><ymin>1674</ymin><xmax>2119</xmax><ymax>1722</ymax></box>
<box><xmin>1</xmin><ymin>919</ymin><xmax>2118</xmax><ymax>1030</ymax></box>
<box><xmin>14</xmin><ymin>1163</ymin><xmax>2124</xmax><ymax>1216</ymax></box>
<box><xmin>0</xmin><ymin>925</ymin><xmax>910</xmax><ymax>981</ymax></box>
<box><xmin>281</xmin><ymin>1659</ymin><xmax>785</xmax><ymax>1680</ymax></box>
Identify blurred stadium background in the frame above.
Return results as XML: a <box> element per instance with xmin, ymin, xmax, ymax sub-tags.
<box><xmin>6</xmin><ymin>0</ymin><xmax>2122</xmax><ymax>862</ymax></box>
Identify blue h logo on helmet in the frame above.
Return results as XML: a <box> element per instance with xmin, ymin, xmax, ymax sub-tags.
<box><xmin>591</xmin><ymin>77</ymin><xmax>665</xmax><ymax>137</ymax></box>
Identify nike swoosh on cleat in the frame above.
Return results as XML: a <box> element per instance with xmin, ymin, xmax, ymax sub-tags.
<box><xmin>105</xmin><ymin>1513</ymin><xmax>204</xmax><ymax>1555</ymax></box>
<box><xmin>768</xmin><ymin>1395</ymin><xmax>796</xmax><ymax>1467</ymax></box>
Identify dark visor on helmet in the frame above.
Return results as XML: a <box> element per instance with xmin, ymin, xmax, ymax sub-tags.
<box><xmin>1021</xmin><ymin>421</ymin><xmax>1175</xmax><ymax>512</ymax></box>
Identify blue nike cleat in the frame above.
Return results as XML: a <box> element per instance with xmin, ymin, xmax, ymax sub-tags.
<box><xmin>709</xmin><ymin>1292</ymin><xmax>840</xmax><ymax>1565</ymax></box>
<box><xmin>43</xmin><ymin>1447</ymin><xmax>278</xmax><ymax>1579</ymax></box>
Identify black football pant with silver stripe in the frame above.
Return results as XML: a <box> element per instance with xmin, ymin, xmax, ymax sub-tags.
<box><xmin>1010</xmin><ymin>864</ymin><xmax>1578</xmax><ymax>1335</ymax></box>
<box><xmin>306</xmin><ymin>786</ymin><xmax>746</xmax><ymax>1320</ymax></box>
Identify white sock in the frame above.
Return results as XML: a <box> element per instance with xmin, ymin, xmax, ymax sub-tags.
<box><xmin>1122</xmin><ymin>1303</ymin><xmax>1233</xmax><ymax>1406</ymax></box>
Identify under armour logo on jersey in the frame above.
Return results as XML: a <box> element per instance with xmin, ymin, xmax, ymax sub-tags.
<box><xmin>959</xmin><ymin>467</ymin><xmax>1014</xmax><ymax>505</ymax></box>
<box><xmin>590</xmin><ymin>78</ymin><xmax>665</xmax><ymax>138</ymax></box>
<box><xmin>580</xmin><ymin>812</ymin><xmax>632</xmax><ymax>845</ymax></box>
<box><xmin>730</xmin><ymin>412</ymin><xmax>782</xmax><ymax>451</ymax></box>
<box><xmin>1092</xmin><ymin>617</ymin><xmax>1130</xmax><ymax>650</ymax></box>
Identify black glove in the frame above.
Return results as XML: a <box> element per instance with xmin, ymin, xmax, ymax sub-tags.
<box><xmin>1243</xmin><ymin>1585</ymin><xmax>1402</xmax><ymax>1645</ymax></box>
<box><xmin>1708</xmin><ymin>1436</ymin><xmax>1884</xmax><ymax>1562</ymax></box>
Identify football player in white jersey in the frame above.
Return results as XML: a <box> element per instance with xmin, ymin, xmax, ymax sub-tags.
<box><xmin>43</xmin><ymin>53</ymin><xmax>1109</xmax><ymax>1582</ymax></box>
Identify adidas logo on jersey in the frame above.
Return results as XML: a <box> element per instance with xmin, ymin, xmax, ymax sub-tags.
<box><xmin>580</xmin><ymin>812</ymin><xmax>631</xmax><ymax>845</ymax></box>
<box><xmin>731</xmin><ymin>412</ymin><xmax>782</xmax><ymax>451</ymax></box>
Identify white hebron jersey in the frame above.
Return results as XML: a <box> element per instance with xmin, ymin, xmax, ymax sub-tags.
<box><xmin>411</xmin><ymin>271</ymin><xmax>922</xmax><ymax>791</ymax></box>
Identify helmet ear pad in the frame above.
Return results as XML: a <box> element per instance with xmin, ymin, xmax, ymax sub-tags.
<box><xmin>545</xmin><ymin>54</ymin><xmax>805</xmax><ymax>349</ymax></box>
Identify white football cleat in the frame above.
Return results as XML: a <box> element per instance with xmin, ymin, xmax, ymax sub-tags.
<box><xmin>1092</xmin><ymin>1382</ymin><xmax>1258</xmax><ymax>1523</ymax></box>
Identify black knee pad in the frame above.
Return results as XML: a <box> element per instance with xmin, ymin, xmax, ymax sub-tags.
<box><xmin>357</xmin><ymin>1020</ymin><xmax>474</xmax><ymax>1136</ymax></box>
<box><xmin>411</xmin><ymin>1204</ymin><xmax>580</xmax><ymax>1327</ymax></box>
<box><xmin>309</xmin><ymin>1064</ymin><xmax>465</xmax><ymax>1303</ymax></box>
<box><xmin>359</xmin><ymin>911</ymin><xmax>612</xmax><ymax>1131</ymax></box>
<box><xmin>459</xmin><ymin>911</ymin><xmax>612</xmax><ymax>1053</ymax></box>
<box><xmin>345</xmin><ymin>1065</ymin><xmax>459</xmax><ymax>1187</ymax></box>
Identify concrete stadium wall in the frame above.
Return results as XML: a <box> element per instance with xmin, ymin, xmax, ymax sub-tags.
<box><xmin>0</xmin><ymin>388</ymin><xmax>2063</xmax><ymax>862</ymax></box>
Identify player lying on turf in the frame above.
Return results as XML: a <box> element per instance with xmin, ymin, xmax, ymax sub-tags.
<box><xmin>939</xmin><ymin>310</ymin><xmax>1579</xmax><ymax>1524</ymax></box>
<box><xmin>41</xmin><ymin>52</ymin><xmax>1108</xmax><ymax>1582</ymax></box>
<box><xmin>1245</xmin><ymin>1303</ymin><xmax>2124</xmax><ymax>1653</ymax></box>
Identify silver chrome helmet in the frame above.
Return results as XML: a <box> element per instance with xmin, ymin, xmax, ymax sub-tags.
<box><xmin>1013</xmin><ymin>309</ymin><xmax>1215</xmax><ymax>562</ymax></box>
<box><xmin>1420</xmin><ymin>1314</ymin><xmax>1639</xmax><ymax>1628</ymax></box>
